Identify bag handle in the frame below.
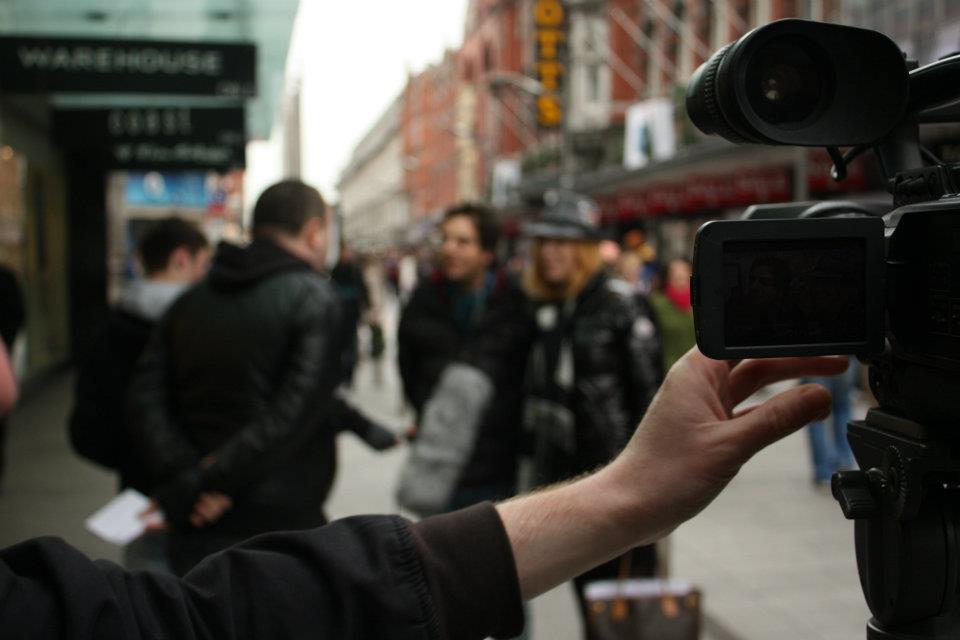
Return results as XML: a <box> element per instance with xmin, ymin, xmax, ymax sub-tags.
<box><xmin>610</xmin><ymin>550</ymin><xmax>633</xmax><ymax>621</ymax></box>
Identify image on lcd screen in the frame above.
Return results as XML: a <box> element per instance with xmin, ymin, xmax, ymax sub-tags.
<box><xmin>723</xmin><ymin>238</ymin><xmax>866</xmax><ymax>347</ymax></box>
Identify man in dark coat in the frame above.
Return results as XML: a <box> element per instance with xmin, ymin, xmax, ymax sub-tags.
<box><xmin>126</xmin><ymin>180</ymin><xmax>396</xmax><ymax>575</ymax></box>
<box><xmin>397</xmin><ymin>203</ymin><xmax>532</xmax><ymax>515</ymax></box>
<box><xmin>69</xmin><ymin>217</ymin><xmax>211</xmax><ymax>571</ymax></box>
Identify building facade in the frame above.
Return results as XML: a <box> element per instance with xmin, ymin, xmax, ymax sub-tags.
<box><xmin>0</xmin><ymin>0</ymin><xmax>300</xmax><ymax>378</ymax></box>
<box><xmin>337</xmin><ymin>95</ymin><xmax>410</xmax><ymax>251</ymax></box>
<box><xmin>346</xmin><ymin>0</ymin><xmax>922</xmax><ymax>254</ymax></box>
<box><xmin>402</xmin><ymin>51</ymin><xmax>461</xmax><ymax>223</ymax></box>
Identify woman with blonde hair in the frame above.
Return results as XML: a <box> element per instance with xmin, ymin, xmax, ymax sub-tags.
<box><xmin>521</xmin><ymin>191</ymin><xmax>664</xmax><ymax>638</ymax></box>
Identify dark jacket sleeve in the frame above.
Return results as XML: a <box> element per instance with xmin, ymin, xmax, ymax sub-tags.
<box><xmin>621</xmin><ymin>295</ymin><xmax>665</xmax><ymax>425</ymax></box>
<box><xmin>397</xmin><ymin>286</ymin><xmax>430</xmax><ymax>413</ymax></box>
<box><xmin>0</xmin><ymin>504</ymin><xmax>523</xmax><ymax>640</ymax></box>
<box><xmin>397</xmin><ymin>283</ymin><xmax>467</xmax><ymax>418</ymax></box>
<box><xmin>125</xmin><ymin>318</ymin><xmax>201</xmax><ymax>488</ymax></box>
<box><xmin>326</xmin><ymin>395</ymin><xmax>398</xmax><ymax>451</ymax></box>
<box><xmin>0</xmin><ymin>266</ymin><xmax>24</xmax><ymax>349</ymax></box>
<box><xmin>69</xmin><ymin>330</ymin><xmax>123</xmax><ymax>471</ymax></box>
<box><xmin>197</xmin><ymin>283</ymin><xmax>342</xmax><ymax>493</ymax></box>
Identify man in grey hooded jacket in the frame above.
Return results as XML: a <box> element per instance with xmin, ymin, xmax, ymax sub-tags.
<box><xmin>69</xmin><ymin>216</ymin><xmax>210</xmax><ymax>571</ymax></box>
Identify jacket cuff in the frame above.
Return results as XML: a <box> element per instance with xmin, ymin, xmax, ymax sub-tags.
<box><xmin>152</xmin><ymin>467</ymin><xmax>203</xmax><ymax>528</ymax></box>
<box><xmin>410</xmin><ymin>502</ymin><xmax>524</xmax><ymax>640</ymax></box>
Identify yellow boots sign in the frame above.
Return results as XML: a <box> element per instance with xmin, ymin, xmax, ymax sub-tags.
<box><xmin>534</xmin><ymin>0</ymin><xmax>566</xmax><ymax>128</ymax></box>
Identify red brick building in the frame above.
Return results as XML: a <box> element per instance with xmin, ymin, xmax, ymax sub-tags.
<box><xmin>459</xmin><ymin>0</ymin><xmax>528</xmax><ymax>201</ymax></box>
<box><xmin>400</xmin><ymin>0</ymin><xmax>532</xmax><ymax>221</ymax></box>
<box><xmin>391</xmin><ymin>0</ymin><xmax>847</xmax><ymax>232</ymax></box>
<box><xmin>402</xmin><ymin>51</ymin><xmax>460</xmax><ymax>221</ymax></box>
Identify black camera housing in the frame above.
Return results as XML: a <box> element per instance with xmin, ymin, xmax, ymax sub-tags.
<box><xmin>686</xmin><ymin>18</ymin><xmax>960</xmax><ymax>640</ymax></box>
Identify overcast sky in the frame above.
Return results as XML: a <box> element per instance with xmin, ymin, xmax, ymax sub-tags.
<box><xmin>292</xmin><ymin>1</ymin><xmax>470</xmax><ymax>199</ymax></box>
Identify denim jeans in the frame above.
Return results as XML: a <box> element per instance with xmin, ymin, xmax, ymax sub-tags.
<box><xmin>805</xmin><ymin>362</ymin><xmax>858</xmax><ymax>482</ymax></box>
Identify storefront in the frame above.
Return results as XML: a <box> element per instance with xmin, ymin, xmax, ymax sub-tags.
<box><xmin>0</xmin><ymin>15</ymin><xmax>299</xmax><ymax>377</ymax></box>
<box><xmin>586</xmin><ymin>142</ymin><xmax>882</xmax><ymax>264</ymax></box>
<box><xmin>0</xmin><ymin>99</ymin><xmax>71</xmax><ymax>379</ymax></box>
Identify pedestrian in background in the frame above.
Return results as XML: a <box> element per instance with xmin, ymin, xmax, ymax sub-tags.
<box><xmin>806</xmin><ymin>362</ymin><xmax>859</xmax><ymax>487</ymax></box>
<box><xmin>397</xmin><ymin>249</ymin><xmax>418</xmax><ymax>304</ymax></box>
<box><xmin>330</xmin><ymin>242</ymin><xmax>370</xmax><ymax>386</ymax></box>
<box><xmin>126</xmin><ymin>180</ymin><xmax>397</xmax><ymax>575</ymax></box>
<box><xmin>0</xmin><ymin>263</ymin><xmax>24</xmax><ymax>489</ymax></box>
<box><xmin>649</xmin><ymin>257</ymin><xmax>697</xmax><ymax>371</ymax></box>
<box><xmin>521</xmin><ymin>190</ymin><xmax>664</xmax><ymax>638</ymax></box>
<box><xmin>69</xmin><ymin>217</ymin><xmax>209</xmax><ymax>572</ymax></box>
<box><xmin>397</xmin><ymin>203</ymin><xmax>531</xmax><ymax>516</ymax></box>
<box><xmin>361</xmin><ymin>255</ymin><xmax>388</xmax><ymax>386</ymax></box>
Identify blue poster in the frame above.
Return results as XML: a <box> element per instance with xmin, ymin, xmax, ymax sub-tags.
<box><xmin>124</xmin><ymin>171</ymin><xmax>210</xmax><ymax>208</ymax></box>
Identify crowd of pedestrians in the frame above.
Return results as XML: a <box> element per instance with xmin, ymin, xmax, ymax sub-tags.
<box><xmin>0</xmin><ymin>179</ymin><xmax>861</xmax><ymax>638</ymax></box>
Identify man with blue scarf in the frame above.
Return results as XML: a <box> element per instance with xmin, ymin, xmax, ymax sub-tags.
<box><xmin>397</xmin><ymin>203</ymin><xmax>532</xmax><ymax>517</ymax></box>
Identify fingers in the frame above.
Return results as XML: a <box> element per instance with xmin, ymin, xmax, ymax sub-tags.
<box><xmin>727</xmin><ymin>356</ymin><xmax>848</xmax><ymax>408</ymax></box>
<box><xmin>140</xmin><ymin>499</ymin><xmax>167</xmax><ymax>531</ymax></box>
<box><xmin>725</xmin><ymin>383</ymin><xmax>832</xmax><ymax>461</ymax></box>
<box><xmin>138</xmin><ymin>500</ymin><xmax>160</xmax><ymax>518</ymax></box>
<box><xmin>190</xmin><ymin>492</ymin><xmax>233</xmax><ymax>528</ymax></box>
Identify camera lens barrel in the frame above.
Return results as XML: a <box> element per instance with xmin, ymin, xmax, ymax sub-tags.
<box><xmin>686</xmin><ymin>19</ymin><xmax>909</xmax><ymax>147</ymax></box>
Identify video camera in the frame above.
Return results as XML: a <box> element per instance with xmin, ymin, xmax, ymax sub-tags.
<box><xmin>687</xmin><ymin>19</ymin><xmax>960</xmax><ymax>640</ymax></box>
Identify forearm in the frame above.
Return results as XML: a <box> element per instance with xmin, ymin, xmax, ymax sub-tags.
<box><xmin>495</xmin><ymin>465</ymin><xmax>654</xmax><ymax>600</ymax></box>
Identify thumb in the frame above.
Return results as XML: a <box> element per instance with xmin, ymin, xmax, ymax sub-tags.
<box><xmin>726</xmin><ymin>383</ymin><xmax>832</xmax><ymax>462</ymax></box>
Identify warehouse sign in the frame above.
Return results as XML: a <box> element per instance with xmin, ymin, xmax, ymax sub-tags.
<box><xmin>534</xmin><ymin>0</ymin><xmax>566</xmax><ymax>128</ymax></box>
<box><xmin>0</xmin><ymin>36</ymin><xmax>256</xmax><ymax>96</ymax></box>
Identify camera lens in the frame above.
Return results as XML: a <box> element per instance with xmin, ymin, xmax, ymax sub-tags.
<box><xmin>684</xmin><ymin>19</ymin><xmax>907</xmax><ymax>146</ymax></box>
<box><xmin>746</xmin><ymin>37</ymin><xmax>832</xmax><ymax>125</ymax></box>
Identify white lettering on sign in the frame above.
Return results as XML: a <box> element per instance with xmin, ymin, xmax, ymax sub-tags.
<box><xmin>17</xmin><ymin>45</ymin><xmax>225</xmax><ymax>76</ymax></box>
<box><xmin>112</xmin><ymin>142</ymin><xmax>233</xmax><ymax>165</ymax></box>
<box><xmin>107</xmin><ymin>109</ymin><xmax>193</xmax><ymax>138</ymax></box>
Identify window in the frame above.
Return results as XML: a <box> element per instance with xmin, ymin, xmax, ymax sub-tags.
<box><xmin>587</xmin><ymin>63</ymin><xmax>601</xmax><ymax>103</ymax></box>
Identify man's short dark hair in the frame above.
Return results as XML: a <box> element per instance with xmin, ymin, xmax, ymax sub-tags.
<box><xmin>443</xmin><ymin>202</ymin><xmax>500</xmax><ymax>252</ymax></box>
<box><xmin>138</xmin><ymin>217</ymin><xmax>208</xmax><ymax>276</ymax></box>
<box><xmin>252</xmin><ymin>180</ymin><xmax>326</xmax><ymax>237</ymax></box>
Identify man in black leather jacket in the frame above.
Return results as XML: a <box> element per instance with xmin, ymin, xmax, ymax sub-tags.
<box><xmin>126</xmin><ymin>180</ymin><xmax>397</xmax><ymax>575</ymax></box>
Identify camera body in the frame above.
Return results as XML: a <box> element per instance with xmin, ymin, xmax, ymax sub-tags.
<box><xmin>687</xmin><ymin>18</ymin><xmax>960</xmax><ymax>639</ymax></box>
<box><xmin>689</xmin><ymin>19</ymin><xmax>960</xmax><ymax>425</ymax></box>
